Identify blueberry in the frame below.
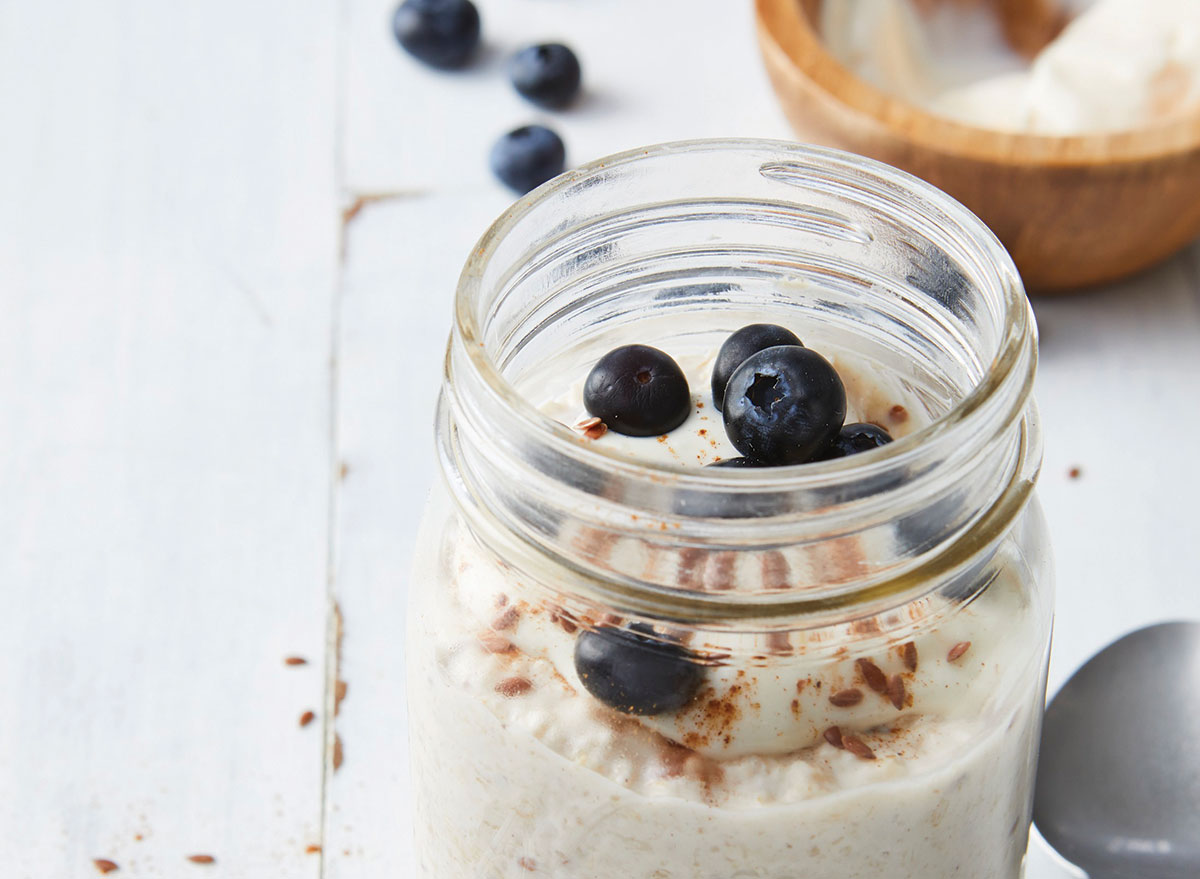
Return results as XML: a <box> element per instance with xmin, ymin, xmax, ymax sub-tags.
<box><xmin>711</xmin><ymin>324</ymin><xmax>802</xmax><ymax>412</ymax></box>
<box><xmin>583</xmin><ymin>345</ymin><xmax>691</xmax><ymax>437</ymax></box>
<box><xmin>722</xmin><ymin>346</ymin><xmax>846</xmax><ymax>465</ymax></box>
<box><xmin>812</xmin><ymin>422</ymin><xmax>893</xmax><ymax>461</ymax></box>
<box><xmin>392</xmin><ymin>0</ymin><xmax>480</xmax><ymax>70</ymax></box>
<box><xmin>489</xmin><ymin>125</ymin><xmax>566</xmax><ymax>194</ymax></box>
<box><xmin>707</xmin><ymin>456</ymin><xmax>764</xmax><ymax>468</ymax></box>
<box><xmin>573</xmin><ymin>625</ymin><xmax>704</xmax><ymax>716</ymax></box>
<box><xmin>509</xmin><ymin>43</ymin><xmax>582</xmax><ymax>109</ymax></box>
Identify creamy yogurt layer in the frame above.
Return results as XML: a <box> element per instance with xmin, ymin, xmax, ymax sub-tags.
<box><xmin>821</xmin><ymin>0</ymin><xmax>1200</xmax><ymax>134</ymax></box>
<box><xmin>410</xmin><ymin>343</ymin><xmax>1044</xmax><ymax>878</ymax></box>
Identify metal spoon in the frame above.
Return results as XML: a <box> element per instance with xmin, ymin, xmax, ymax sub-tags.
<box><xmin>1034</xmin><ymin>621</ymin><xmax>1200</xmax><ymax>879</ymax></box>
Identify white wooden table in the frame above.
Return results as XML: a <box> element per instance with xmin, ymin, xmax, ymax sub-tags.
<box><xmin>2</xmin><ymin>1</ymin><xmax>1197</xmax><ymax>876</ymax></box>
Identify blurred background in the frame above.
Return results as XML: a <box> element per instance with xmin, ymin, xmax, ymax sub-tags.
<box><xmin>1</xmin><ymin>0</ymin><xmax>1197</xmax><ymax>876</ymax></box>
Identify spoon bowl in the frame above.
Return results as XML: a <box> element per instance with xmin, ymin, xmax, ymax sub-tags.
<box><xmin>1034</xmin><ymin>622</ymin><xmax>1200</xmax><ymax>879</ymax></box>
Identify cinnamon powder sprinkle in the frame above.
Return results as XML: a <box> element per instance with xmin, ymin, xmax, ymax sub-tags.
<box><xmin>823</xmin><ymin>726</ymin><xmax>845</xmax><ymax>749</ymax></box>
<box><xmin>332</xmin><ymin>734</ymin><xmax>344</xmax><ymax>771</ymax></box>
<box><xmin>518</xmin><ymin>856</ymin><xmax>537</xmax><ymax>871</ymax></box>
<box><xmin>187</xmin><ymin>855</ymin><xmax>216</xmax><ymax>864</ymax></box>
<box><xmin>305</xmin><ymin>845</ymin><xmax>322</xmax><ymax>854</ymax></box>
<box><xmin>492</xmin><ymin>607</ymin><xmax>520</xmax><ymax>631</ymax></box>
<box><xmin>843</xmin><ymin>735</ymin><xmax>876</xmax><ymax>760</ymax></box>
<box><xmin>887</xmin><ymin>674</ymin><xmax>906</xmax><ymax>710</ymax></box>
<box><xmin>856</xmin><ymin>658</ymin><xmax>887</xmax><ymax>693</ymax></box>
<box><xmin>93</xmin><ymin>860</ymin><xmax>119</xmax><ymax>874</ymax></box>
<box><xmin>948</xmin><ymin>641</ymin><xmax>972</xmax><ymax>662</ymax></box>
<box><xmin>829</xmin><ymin>688</ymin><xmax>864</xmax><ymax>707</ymax></box>
<box><xmin>901</xmin><ymin>641</ymin><xmax>918</xmax><ymax>672</ymax></box>
<box><xmin>888</xmin><ymin>404</ymin><xmax>909</xmax><ymax>424</ymax></box>
<box><xmin>495</xmin><ymin>676</ymin><xmax>533</xmax><ymax>698</ymax></box>
<box><xmin>299</xmin><ymin>710</ymin><xmax>315</xmax><ymax>727</ymax></box>
<box><xmin>284</xmin><ymin>656</ymin><xmax>307</xmax><ymax>666</ymax></box>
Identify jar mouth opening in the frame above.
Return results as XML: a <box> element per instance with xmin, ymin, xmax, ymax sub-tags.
<box><xmin>454</xmin><ymin>139</ymin><xmax>1031</xmax><ymax>492</ymax></box>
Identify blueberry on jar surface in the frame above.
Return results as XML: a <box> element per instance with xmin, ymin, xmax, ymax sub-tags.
<box><xmin>710</xmin><ymin>323</ymin><xmax>803</xmax><ymax>412</ymax></box>
<box><xmin>573</xmin><ymin>625</ymin><xmax>704</xmax><ymax>716</ymax></box>
<box><xmin>583</xmin><ymin>345</ymin><xmax>691</xmax><ymax>437</ymax></box>
<box><xmin>812</xmin><ymin>422</ymin><xmax>893</xmax><ymax>461</ymax></box>
<box><xmin>392</xmin><ymin>0</ymin><xmax>480</xmax><ymax>69</ymax></box>
<box><xmin>489</xmin><ymin>125</ymin><xmax>566</xmax><ymax>194</ymax></box>
<box><xmin>722</xmin><ymin>346</ymin><xmax>846</xmax><ymax>465</ymax></box>
<box><xmin>509</xmin><ymin>43</ymin><xmax>582</xmax><ymax>109</ymax></box>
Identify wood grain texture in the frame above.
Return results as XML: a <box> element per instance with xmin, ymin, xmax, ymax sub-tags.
<box><xmin>1</xmin><ymin>0</ymin><xmax>1198</xmax><ymax>877</ymax></box>
<box><xmin>0</xmin><ymin>0</ymin><xmax>340</xmax><ymax>875</ymax></box>
<box><xmin>758</xmin><ymin>0</ymin><xmax>1200</xmax><ymax>291</ymax></box>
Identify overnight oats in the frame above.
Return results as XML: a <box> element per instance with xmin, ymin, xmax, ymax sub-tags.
<box><xmin>407</xmin><ymin>141</ymin><xmax>1053</xmax><ymax>878</ymax></box>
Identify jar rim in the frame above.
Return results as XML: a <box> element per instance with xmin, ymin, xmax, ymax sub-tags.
<box><xmin>454</xmin><ymin>138</ymin><xmax>1032</xmax><ymax>494</ymax></box>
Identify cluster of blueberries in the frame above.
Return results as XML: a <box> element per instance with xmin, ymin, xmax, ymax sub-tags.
<box><xmin>572</xmin><ymin>325</ymin><xmax>896</xmax><ymax>717</ymax></box>
<box><xmin>393</xmin><ymin>0</ymin><xmax>581</xmax><ymax>193</ymax></box>
<box><xmin>583</xmin><ymin>323</ymin><xmax>895</xmax><ymax>467</ymax></box>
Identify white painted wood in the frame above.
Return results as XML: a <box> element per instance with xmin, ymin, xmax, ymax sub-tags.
<box><xmin>3</xmin><ymin>0</ymin><xmax>1199</xmax><ymax>874</ymax></box>
<box><xmin>343</xmin><ymin>0</ymin><xmax>794</xmax><ymax>193</ymax></box>
<box><xmin>322</xmin><ymin>192</ymin><xmax>507</xmax><ymax>878</ymax></box>
<box><xmin>0</xmin><ymin>0</ymin><xmax>340</xmax><ymax>875</ymax></box>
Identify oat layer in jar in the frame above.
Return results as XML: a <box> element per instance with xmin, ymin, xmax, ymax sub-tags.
<box><xmin>407</xmin><ymin>140</ymin><xmax>1053</xmax><ymax>879</ymax></box>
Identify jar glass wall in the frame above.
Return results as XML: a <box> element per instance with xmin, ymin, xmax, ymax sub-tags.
<box><xmin>407</xmin><ymin>140</ymin><xmax>1053</xmax><ymax>879</ymax></box>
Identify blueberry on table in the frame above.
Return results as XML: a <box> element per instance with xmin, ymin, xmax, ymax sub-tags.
<box><xmin>710</xmin><ymin>324</ymin><xmax>802</xmax><ymax>412</ymax></box>
<box><xmin>814</xmin><ymin>422</ymin><xmax>894</xmax><ymax>461</ymax></box>
<box><xmin>722</xmin><ymin>346</ymin><xmax>846</xmax><ymax>465</ymax></box>
<box><xmin>509</xmin><ymin>43</ymin><xmax>582</xmax><ymax>109</ymax></box>
<box><xmin>573</xmin><ymin>625</ymin><xmax>704</xmax><ymax>716</ymax></box>
<box><xmin>392</xmin><ymin>0</ymin><xmax>481</xmax><ymax>70</ymax></box>
<box><xmin>489</xmin><ymin>125</ymin><xmax>566</xmax><ymax>194</ymax></box>
<box><xmin>583</xmin><ymin>345</ymin><xmax>691</xmax><ymax>437</ymax></box>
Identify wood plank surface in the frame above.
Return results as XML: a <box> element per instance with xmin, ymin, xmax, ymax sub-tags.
<box><xmin>0</xmin><ymin>0</ymin><xmax>341</xmax><ymax>875</ymax></box>
<box><xmin>2</xmin><ymin>0</ymin><xmax>1198</xmax><ymax>876</ymax></box>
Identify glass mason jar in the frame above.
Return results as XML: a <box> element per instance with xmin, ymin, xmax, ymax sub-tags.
<box><xmin>407</xmin><ymin>140</ymin><xmax>1053</xmax><ymax>879</ymax></box>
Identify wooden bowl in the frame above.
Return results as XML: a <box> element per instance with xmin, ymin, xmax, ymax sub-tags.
<box><xmin>756</xmin><ymin>0</ymin><xmax>1200</xmax><ymax>292</ymax></box>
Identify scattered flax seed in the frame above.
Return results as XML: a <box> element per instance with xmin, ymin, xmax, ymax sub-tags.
<box><xmin>305</xmin><ymin>845</ymin><xmax>322</xmax><ymax>854</ymax></box>
<box><xmin>887</xmin><ymin>675</ymin><xmax>906</xmax><ymax>711</ymax></box>
<box><xmin>901</xmin><ymin>641</ymin><xmax>918</xmax><ymax>672</ymax></box>
<box><xmin>493</xmin><ymin>607</ymin><xmax>520</xmax><ymax>631</ymax></box>
<box><xmin>856</xmin><ymin>658</ymin><xmax>887</xmax><ymax>693</ymax></box>
<box><xmin>823</xmin><ymin>726</ymin><xmax>845</xmax><ymax>749</ymax></box>
<box><xmin>572</xmin><ymin>416</ymin><xmax>607</xmax><ymax>440</ymax></box>
<box><xmin>829</xmin><ymin>688</ymin><xmax>864</xmax><ymax>707</ymax></box>
<box><xmin>299</xmin><ymin>710</ymin><xmax>316</xmax><ymax>727</ymax></box>
<box><xmin>93</xmin><ymin>860</ymin><xmax>119</xmax><ymax>874</ymax></box>
<box><xmin>187</xmin><ymin>855</ymin><xmax>216</xmax><ymax>864</ymax></box>
<box><xmin>888</xmin><ymin>404</ymin><xmax>909</xmax><ymax>424</ymax></box>
<box><xmin>518</xmin><ymin>856</ymin><xmax>537</xmax><ymax>871</ymax></box>
<box><xmin>843</xmin><ymin>735</ymin><xmax>876</xmax><ymax>760</ymax></box>
<box><xmin>284</xmin><ymin>656</ymin><xmax>307</xmax><ymax>666</ymax></box>
<box><xmin>478</xmin><ymin>631</ymin><xmax>516</xmax><ymax>654</ymax></box>
<box><xmin>948</xmin><ymin>641</ymin><xmax>972</xmax><ymax>663</ymax></box>
<box><xmin>495</xmin><ymin>676</ymin><xmax>533</xmax><ymax>697</ymax></box>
